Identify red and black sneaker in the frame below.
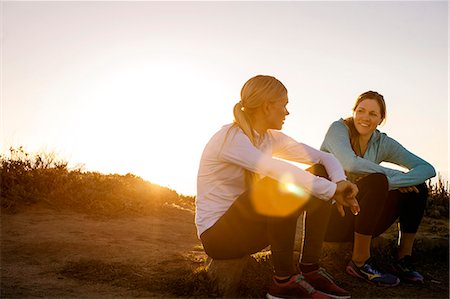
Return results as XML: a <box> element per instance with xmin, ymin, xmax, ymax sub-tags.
<box><xmin>303</xmin><ymin>267</ymin><xmax>351</xmax><ymax>299</ymax></box>
<box><xmin>267</xmin><ymin>274</ymin><xmax>332</xmax><ymax>299</ymax></box>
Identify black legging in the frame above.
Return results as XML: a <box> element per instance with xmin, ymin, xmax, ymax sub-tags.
<box><xmin>325</xmin><ymin>173</ymin><xmax>428</xmax><ymax>242</ymax></box>
<box><xmin>200</xmin><ymin>164</ymin><xmax>333</xmax><ymax>277</ymax></box>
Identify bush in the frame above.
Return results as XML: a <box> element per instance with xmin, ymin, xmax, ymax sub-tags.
<box><xmin>1</xmin><ymin>146</ymin><xmax>194</xmax><ymax>216</ymax></box>
<box><xmin>1</xmin><ymin>146</ymin><xmax>448</xmax><ymax>219</ymax></box>
<box><xmin>426</xmin><ymin>174</ymin><xmax>449</xmax><ymax>218</ymax></box>
<box><xmin>0</xmin><ymin>146</ymin><xmax>68</xmax><ymax>210</ymax></box>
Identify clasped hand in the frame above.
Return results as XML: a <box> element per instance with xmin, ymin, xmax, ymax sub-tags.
<box><xmin>333</xmin><ymin>181</ymin><xmax>360</xmax><ymax>217</ymax></box>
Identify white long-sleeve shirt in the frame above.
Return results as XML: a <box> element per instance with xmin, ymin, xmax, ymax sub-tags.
<box><xmin>195</xmin><ymin>124</ymin><xmax>346</xmax><ymax>236</ymax></box>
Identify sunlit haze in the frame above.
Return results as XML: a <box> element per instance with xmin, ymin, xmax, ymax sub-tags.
<box><xmin>2</xmin><ymin>1</ymin><xmax>448</xmax><ymax>196</ymax></box>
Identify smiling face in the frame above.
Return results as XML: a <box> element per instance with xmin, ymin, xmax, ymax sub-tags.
<box><xmin>353</xmin><ymin>99</ymin><xmax>383</xmax><ymax>138</ymax></box>
<box><xmin>266</xmin><ymin>97</ymin><xmax>290</xmax><ymax>130</ymax></box>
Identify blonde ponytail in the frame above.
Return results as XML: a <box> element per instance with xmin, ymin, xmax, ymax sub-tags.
<box><xmin>231</xmin><ymin>75</ymin><xmax>287</xmax><ymax>187</ymax></box>
<box><xmin>233</xmin><ymin>101</ymin><xmax>256</xmax><ymax>146</ymax></box>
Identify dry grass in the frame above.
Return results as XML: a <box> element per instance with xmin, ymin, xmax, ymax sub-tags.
<box><xmin>1</xmin><ymin>146</ymin><xmax>447</xmax><ymax>219</ymax></box>
<box><xmin>58</xmin><ymin>258</ymin><xmax>220</xmax><ymax>297</ymax></box>
<box><xmin>1</xmin><ymin>146</ymin><xmax>194</xmax><ymax>217</ymax></box>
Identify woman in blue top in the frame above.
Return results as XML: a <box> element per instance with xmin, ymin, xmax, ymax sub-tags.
<box><xmin>321</xmin><ymin>91</ymin><xmax>435</xmax><ymax>286</ymax></box>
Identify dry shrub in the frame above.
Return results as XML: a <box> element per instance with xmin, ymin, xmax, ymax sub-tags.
<box><xmin>1</xmin><ymin>146</ymin><xmax>194</xmax><ymax>216</ymax></box>
<box><xmin>426</xmin><ymin>174</ymin><xmax>449</xmax><ymax>218</ymax></box>
<box><xmin>1</xmin><ymin>146</ymin><xmax>448</xmax><ymax>219</ymax></box>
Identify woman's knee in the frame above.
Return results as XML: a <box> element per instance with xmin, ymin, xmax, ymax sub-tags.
<box><xmin>356</xmin><ymin>173</ymin><xmax>389</xmax><ymax>201</ymax></box>
<box><xmin>397</xmin><ymin>183</ymin><xmax>428</xmax><ymax>206</ymax></box>
<box><xmin>407</xmin><ymin>183</ymin><xmax>428</xmax><ymax>209</ymax></box>
<box><xmin>366</xmin><ymin>173</ymin><xmax>388</xmax><ymax>187</ymax></box>
<box><xmin>305</xmin><ymin>196</ymin><xmax>332</xmax><ymax>214</ymax></box>
<box><xmin>416</xmin><ymin>183</ymin><xmax>429</xmax><ymax>199</ymax></box>
<box><xmin>358</xmin><ymin>173</ymin><xmax>389</xmax><ymax>193</ymax></box>
<box><xmin>306</xmin><ymin>164</ymin><xmax>329</xmax><ymax>179</ymax></box>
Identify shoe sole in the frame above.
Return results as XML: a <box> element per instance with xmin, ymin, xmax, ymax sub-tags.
<box><xmin>346</xmin><ymin>265</ymin><xmax>400</xmax><ymax>287</ymax></box>
<box><xmin>267</xmin><ymin>292</ymin><xmax>334</xmax><ymax>299</ymax></box>
<box><xmin>316</xmin><ymin>290</ymin><xmax>351</xmax><ymax>299</ymax></box>
<box><xmin>266</xmin><ymin>293</ymin><xmax>290</xmax><ymax>299</ymax></box>
<box><xmin>400</xmin><ymin>277</ymin><xmax>424</xmax><ymax>284</ymax></box>
<box><xmin>390</xmin><ymin>266</ymin><xmax>424</xmax><ymax>284</ymax></box>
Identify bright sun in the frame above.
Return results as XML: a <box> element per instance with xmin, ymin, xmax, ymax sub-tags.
<box><xmin>57</xmin><ymin>59</ymin><xmax>225</xmax><ymax>195</ymax></box>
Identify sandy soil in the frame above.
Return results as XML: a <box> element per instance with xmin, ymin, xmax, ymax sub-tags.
<box><xmin>1</xmin><ymin>205</ymin><xmax>202</xmax><ymax>298</ymax></box>
<box><xmin>1</xmin><ymin>204</ymin><xmax>448</xmax><ymax>298</ymax></box>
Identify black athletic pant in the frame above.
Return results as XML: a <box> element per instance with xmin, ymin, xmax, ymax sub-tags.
<box><xmin>200</xmin><ymin>164</ymin><xmax>333</xmax><ymax>277</ymax></box>
<box><xmin>324</xmin><ymin>173</ymin><xmax>428</xmax><ymax>242</ymax></box>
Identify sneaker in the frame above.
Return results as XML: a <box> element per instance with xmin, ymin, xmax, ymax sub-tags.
<box><xmin>303</xmin><ymin>267</ymin><xmax>351</xmax><ymax>299</ymax></box>
<box><xmin>267</xmin><ymin>274</ymin><xmax>332</xmax><ymax>299</ymax></box>
<box><xmin>392</xmin><ymin>255</ymin><xmax>424</xmax><ymax>284</ymax></box>
<box><xmin>346</xmin><ymin>258</ymin><xmax>400</xmax><ymax>287</ymax></box>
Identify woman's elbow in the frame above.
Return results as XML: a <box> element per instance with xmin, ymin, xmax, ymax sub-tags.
<box><xmin>417</xmin><ymin>163</ymin><xmax>436</xmax><ymax>180</ymax></box>
<box><xmin>427</xmin><ymin>164</ymin><xmax>437</xmax><ymax>179</ymax></box>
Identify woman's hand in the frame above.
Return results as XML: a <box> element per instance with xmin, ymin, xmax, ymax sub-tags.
<box><xmin>333</xmin><ymin>181</ymin><xmax>360</xmax><ymax>217</ymax></box>
<box><xmin>398</xmin><ymin>186</ymin><xmax>419</xmax><ymax>193</ymax></box>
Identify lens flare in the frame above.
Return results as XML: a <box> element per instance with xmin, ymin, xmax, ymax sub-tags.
<box><xmin>283</xmin><ymin>183</ymin><xmax>306</xmax><ymax>197</ymax></box>
<box><xmin>250</xmin><ymin>174</ymin><xmax>310</xmax><ymax>217</ymax></box>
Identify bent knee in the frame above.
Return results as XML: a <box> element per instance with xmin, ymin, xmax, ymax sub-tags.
<box><xmin>365</xmin><ymin>173</ymin><xmax>389</xmax><ymax>189</ymax></box>
<box><xmin>416</xmin><ymin>183</ymin><xmax>429</xmax><ymax>197</ymax></box>
<box><xmin>306</xmin><ymin>164</ymin><xmax>328</xmax><ymax>179</ymax></box>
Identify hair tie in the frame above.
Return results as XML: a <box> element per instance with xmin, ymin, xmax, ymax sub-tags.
<box><xmin>239</xmin><ymin>101</ymin><xmax>245</xmax><ymax>112</ymax></box>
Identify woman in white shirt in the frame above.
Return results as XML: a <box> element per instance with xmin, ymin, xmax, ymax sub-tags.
<box><xmin>196</xmin><ymin>75</ymin><xmax>359</xmax><ymax>299</ymax></box>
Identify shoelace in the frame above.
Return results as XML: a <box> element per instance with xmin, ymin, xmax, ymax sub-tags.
<box><xmin>295</xmin><ymin>275</ymin><xmax>315</xmax><ymax>294</ymax></box>
<box><xmin>317</xmin><ymin>267</ymin><xmax>335</xmax><ymax>283</ymax></box>
<box><xmin>363</xmin><ymin>262</ymin><xmax>384</xmax><ymax>276</ymax></box>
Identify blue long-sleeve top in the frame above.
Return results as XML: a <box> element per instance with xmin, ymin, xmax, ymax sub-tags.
<box><xmin>320</xmin><ymin>119</ymin><xmax>436</xmax><ymax>189</ymax></box>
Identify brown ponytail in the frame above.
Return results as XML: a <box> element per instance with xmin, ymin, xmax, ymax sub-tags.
<box><xmin>343</xmin><ymin>117</ymin><xmax>363</xmax><ymax>157</ymax></box>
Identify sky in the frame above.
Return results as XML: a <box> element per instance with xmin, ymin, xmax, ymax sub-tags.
<box><xmin>1</xmin><ymin>1</ymin><xmax>448</xmax><ymax>196</ymax></box>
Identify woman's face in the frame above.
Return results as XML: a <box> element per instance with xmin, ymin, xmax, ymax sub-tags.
<box><xmin>266</xmin><ymin>97</ymin><xmax>289</xmax><ymax>130</ymax></box>
<box><xmin>353</xmin><ymin>99</ymin><xmax>383</xmax><ymax>138</ymax></box>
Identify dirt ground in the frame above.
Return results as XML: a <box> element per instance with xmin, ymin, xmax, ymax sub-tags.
<box><xmin>1</xmin><ymin>203</ymin><xmax>448</xmax><ymax>298</ymax></box>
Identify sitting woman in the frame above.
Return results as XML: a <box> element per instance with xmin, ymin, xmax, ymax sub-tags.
<box><xmin>195</xmin><ymin>75</ymin><xmax>359</xmax><ymax>299</ymax></box>
<box><xmin>321</xmin><ymin>91</ymin><xmax>436</xmax><ymax>286</ymax></box>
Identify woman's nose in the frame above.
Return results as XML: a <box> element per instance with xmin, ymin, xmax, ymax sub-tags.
<box><xmin>360</xmin><ymin>112</ymin><xmax>369</xmax><ymax>120</ymax></box>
